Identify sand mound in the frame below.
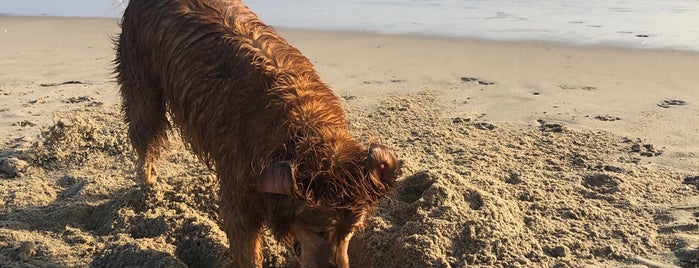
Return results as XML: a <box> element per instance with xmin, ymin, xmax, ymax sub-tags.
<box><xmin>1</xmin><ymin>92</ymin><xmax>698</xmax><ymax>267</ymax></box>
<box><xmin>345</xmin><ymin>92</ymin><xmax>698</xmax><ymax>267</ymax></box>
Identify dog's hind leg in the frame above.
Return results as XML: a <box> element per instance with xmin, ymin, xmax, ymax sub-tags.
<box><xmin>116</xmin><ymin>40</ymin><xmax>169</xmax><ymax>186</ymax></box>
<box><xmin>120</xmin><ymin>79</ymin><xmax>169</xmax><ymax>186</ymax></box>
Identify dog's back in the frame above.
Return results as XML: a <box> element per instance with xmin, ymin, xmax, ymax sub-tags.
<box><xmin>116</xmin><ymin>0</ymin><xmax>341</xmax><ymax>172</ymax></box>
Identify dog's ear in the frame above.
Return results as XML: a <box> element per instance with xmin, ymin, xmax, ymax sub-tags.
<box><xmin>257</xmin><ymin>161</ymin><xmax>294</xmax><ymax>195</ymax></box>
<box><xmin>368</xmin><ymin>144</ymin><xmax>399</xmax><ymax>187</ymax></box>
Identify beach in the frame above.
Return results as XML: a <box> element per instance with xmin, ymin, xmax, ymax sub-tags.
<box><xmin>1</xmin><ymin>15</ymin><xmax>698</xmax><ymax>267</ymax></box>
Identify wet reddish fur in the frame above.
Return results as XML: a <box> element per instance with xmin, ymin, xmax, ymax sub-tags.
<box><xmin>115</xmin><ymin>0</ymin><xmax>397</xmax><ymax>266</ymax></box>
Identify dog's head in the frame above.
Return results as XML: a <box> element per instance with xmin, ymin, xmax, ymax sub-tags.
<box><xmin>258</xmin><ymin>143</ymin><xmax>399</xmax><ymax>267</ymax></box>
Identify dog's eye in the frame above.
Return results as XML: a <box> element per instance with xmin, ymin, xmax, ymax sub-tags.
<box><xmin>293</xmin><ymin>242</ymin><xmax>301</xmax><ymax>257</ymax></box>
<box><xmin>315</xmin><ymin>230</ymin><xmax>329</xmax><ymax>238</ymax></box>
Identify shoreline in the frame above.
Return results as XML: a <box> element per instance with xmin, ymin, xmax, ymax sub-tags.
<box><xmin>3</xmin><ymin>14</ymin><xmax>699</xmax><ymax>53</ymax></box>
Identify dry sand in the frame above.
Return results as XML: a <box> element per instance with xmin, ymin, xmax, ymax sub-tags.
<box><xmin>1</xmin><ymin>16</ymin><xmax>698</xmax><ymax>267</ymax></box>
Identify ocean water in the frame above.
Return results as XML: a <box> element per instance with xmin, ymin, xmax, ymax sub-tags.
<box><xmin>2</xmin><ymin>0</ymin><xmax>698</xmax><ymax>51</ymax></box>
<box><xmin>245</xmin><ymin>0</ymin><xmax>699</xmax><ymax>51</ymax></box>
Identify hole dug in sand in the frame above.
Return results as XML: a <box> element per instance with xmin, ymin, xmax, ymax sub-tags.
<box><xmin>397</xmin><ymin>171</ymin><xmax>436</xmax><ymax>204</ymax></box>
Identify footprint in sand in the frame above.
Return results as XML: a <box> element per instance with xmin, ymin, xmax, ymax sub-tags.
<box><xmin>64</xmin><ymin>96</ymin><xmax>93</xmax><ymax>103</ymax></box>
<box><xmin>12</xmin><ymin>120</ymin><xmax>35</xmax><ymax>127</ymax></box>
<box><xmin>657</xmin><ymin>99</ymin><xmax>687</xmax><ymax>108</ymax></box>
<box><xmin>655</xmin><ymin>176</ymin><xmax>699</xmax><ymax>267</ymax></box>
<box><xmin>594</xmin><ymin>115</ymin><xmax>621</xmax><ymax>121</ymax></box>
<box><xmin>63</xmin><ymin>96</ymin><xmax>103</xmax><ymax>107</ymax></box>
<box><xmin>537</xmin><ymin>119</ymin><xmax>566</xmax><ymax>133</ymax></box>
<box><xmin>39</xmin><ymin>80</ymin><xmax>87</xmax><ymax>87</ymax></box>
<box><xmin>460</xmin><ymin>77</ymin><xmax>495</xmax><ymax>86</ymax></box>
<box><xmin>557</xmin><ymin>85</ymin><xmax>596</xmax><ymax>91</ymax></box>
<box><xmin>630</xmin><ymin>142</ymin><xmax>663</xmax><ymax>157</ymax></box>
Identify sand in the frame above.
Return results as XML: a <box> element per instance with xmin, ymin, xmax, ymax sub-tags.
<box><xmin>1</xmin><ymin>16</ymin><xmax>698</xmax><ymax>267</ymax></box>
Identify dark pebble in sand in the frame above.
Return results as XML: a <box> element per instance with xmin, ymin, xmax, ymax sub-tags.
<box><xmin>540</xmin><ymin>123</ymin><xmax>565</xmax><ymax>133</ymax></box>
<box><xmin>474</xmin><ymin>122</ymin><xmax>496</xmax><ymax>130</ymax></box>
<box><xmin>594</xmin><ymin>115</ymin><xmax>621</xmax><ymax>121</ymax></box>
<box><xmin>452</xmin><ymin>117</ymin><xmax>471</xmax><ymax>124</ymax></box>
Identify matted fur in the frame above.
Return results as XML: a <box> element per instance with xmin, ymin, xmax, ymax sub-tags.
<box><xmin>115</xmin><ymin>0</ymin><xmax>399</xmax><ymax>267</ymax></box>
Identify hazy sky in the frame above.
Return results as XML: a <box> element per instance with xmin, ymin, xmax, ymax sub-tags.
<box><xmin>0</xmin><ymin>0</ymin><xmax>126</xmax><ymax>18</ymax></box>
